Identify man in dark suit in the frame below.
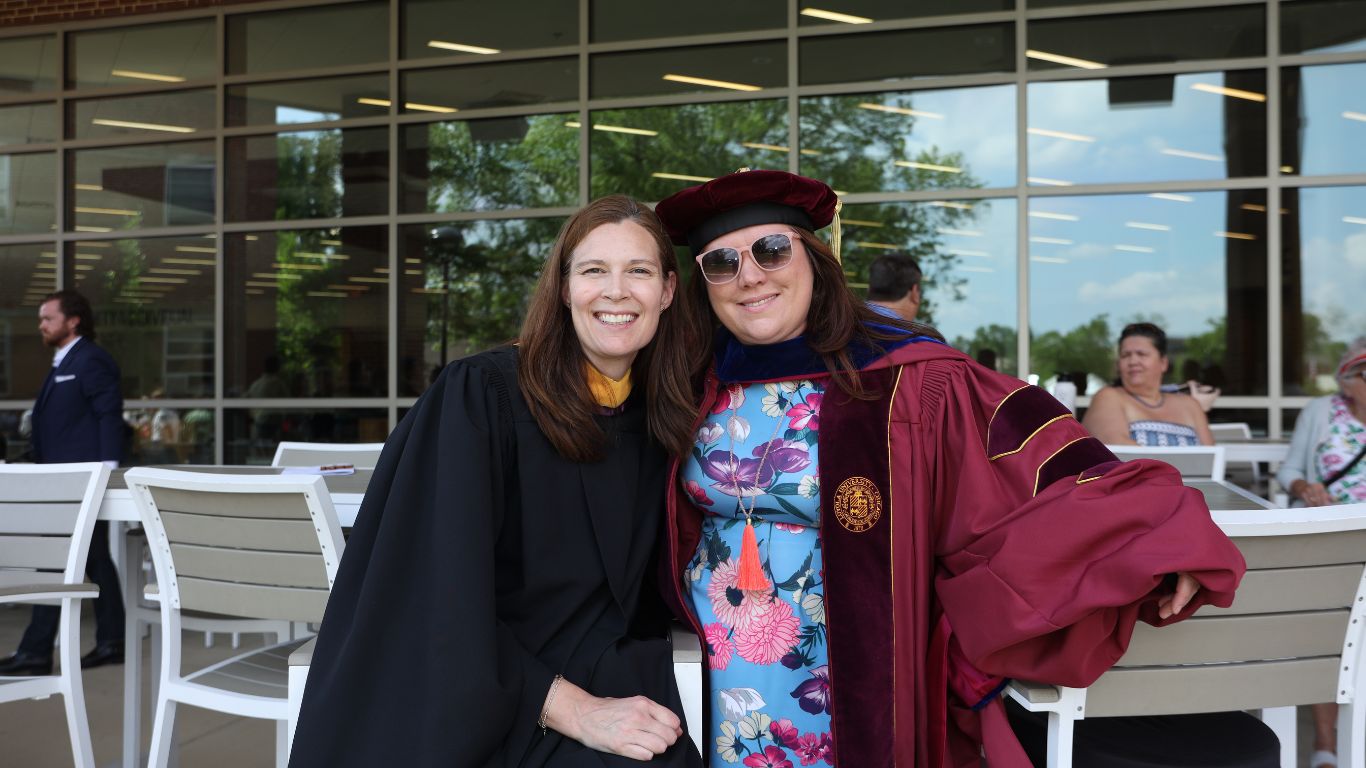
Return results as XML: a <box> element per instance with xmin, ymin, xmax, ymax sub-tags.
<box><xmin>0</xmin><ymin>290</ymin><xmax>127</xmax><ymax>676</ymax></box>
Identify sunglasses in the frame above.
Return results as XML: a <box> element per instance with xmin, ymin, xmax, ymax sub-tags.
<box><xmin>695</xmin><ymin>233</ymin><xmax>796</xmax><ymax>285</ymax></box>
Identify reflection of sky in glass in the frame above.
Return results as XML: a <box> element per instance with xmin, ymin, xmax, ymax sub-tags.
<box><xmin>1028</xmin><ymin>71</ymin><xmax>1266</xmax><ymax>185</ymax></box>
<box><xmin>1028</xmin><ymin>192</ymin><xmax>1266</xmax><ymax>337</ymax></box>
<box><xmin>1295</xmin><ymin>186</ymin><xmax>1366</xmax><ymax>344</ymax></box>
<box><xmin>1290</xmin><ymin>63</ymin><xmax>1366</xmax><ymax>176</ymax></box>
<box><xmin>800</xmin><ymin>84</ymin><xmax>1015</xmax><ymax>192</ymax></box>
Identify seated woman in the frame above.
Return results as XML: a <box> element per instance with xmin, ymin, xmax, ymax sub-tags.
<box><xmin>1277</xmin><ymin>339</ymin><xmax>1366</xmax><ymax>768</ymax></box>
<box><xmin>289</xmin><ymin>196</ymin><xmax>702</xmax><ymax>767</ymax></box>
<box><xmin>1083</xmin><ymin>322</ymin><xmax>1216</xmax><ymax>446</ymax></box>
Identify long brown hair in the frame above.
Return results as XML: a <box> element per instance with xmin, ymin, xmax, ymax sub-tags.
<box><xmin>684</xmin><ymin>227</ymin><xmax>944</xmax><ymax>397</ymax></box>
<box><xmin>519</xmin><ymin>195</ymin><xmax>696</xmax><ymax>462</ymax></box>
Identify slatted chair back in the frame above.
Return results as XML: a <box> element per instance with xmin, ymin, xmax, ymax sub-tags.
<box><xmin>0</xmin><ymin>463</ymin><xmax>110</xmax><ymax>588</ymax></box>
<box><xmin>1080</xmin><ymin>503</ymin><xmax>1366</xmax><ymax>720</ymax></box>
<box><xmin>1107</xmin><ymin>444</ymin><xmax>1226</xmax><ymax>481</ymax></box>
<box><xmin>124</xmin><ymin>468</ymin><xmax>344</xmax><ymax>626</ymax></box>
<box><xmin>271</xmin><ymin>442</ymin><xmax>384</xmax><ymax>469</ymax></box>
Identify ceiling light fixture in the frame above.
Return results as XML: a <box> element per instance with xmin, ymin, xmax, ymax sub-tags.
<box><xmin>652</xmin><ymin>172</ymin><xmax>712</xmax><ymax>182</ymax></box>
<box><xmin>1214</xmin><ymin>231</ymin><xmax>1257</xmax><ymax>240</ymax></box>
<box><xmin>1027</xmin><ymin>177</ymin><xmax>1074</xmax><ymax>187</ymax></box>
<box><xmin>1126</xmin><ymin>221</ymin><xmax>1171</xmax><ymax>231</ymax></box>
<box><xmin>894</xmin><ymin>160</ymin><xmax>962</xmax><ymax>173</ymax></box>
<box><xmin>428</xmin><ymin>40</ymin><xmax>501</xmax><ymax>55</ymax></box>
<box><xmin>799</xmin><ymin>7</ymin><xmax>874</xmax><ymax>24</ymax></box>
<box><xmin>1113</xmin><ymin>244</ymin><xmax>1155</xmax><ymax>253</ymax></box>
<box><xmin>110</xmin><ymin>69</ymin><xmax>186</xmax><ymax>83</ymax></box>
<box><xmin>1027</xmin><ymin>127</ymin><xmax>1097</xmax><ymax>143</ymax></box>
<box><xmin>1190</xmin><ymin>83</ymin><xmax>1266</xmax><ymax>102</ymax></box>
<box><xmin>857</xmin><ymin>102</ymin><xmax>944</xmax><ymax>119</ymax></box>
<box><xmin>1025</xmin><ymin>49</ymin><xmax>1106</xmax><ymax>70</ymax></box>
<box><xmin>593</xmin><ymin>124</ymin><xmax>659</xmax><ymax>136</ymax></box>
<box><xmin>1161</xmin><ymin>147</ymin><xmax>1224</xmax><ymax>162</ymax></box>
<box><xmin>1149</xmin><ymin>193</ymin><xmax>1194</xmax><ymax>203</ymax></box>
<box><xmin>91</xmin><ymin>118</ymin><xmax>195</xmax><ymax>134</ymax></box>
<box><xmin>1029</xmin><ymin>236</ymin><xmax>1073</xmax><ymax>245</ymax></box>
<box><xmin>1029</xmin><ymin>211</ymin><xmax>1080</xmax><ymax>221</ymax></box>
<box><xmin>662</xmin><ymin>74</ymin><xmax>762</xmax><ymax>92</ymax></box>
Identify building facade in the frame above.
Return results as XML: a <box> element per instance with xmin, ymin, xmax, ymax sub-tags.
<box><xmin>1</xmin><ymin>0</ymin><xmax>1364</xmax><ymax>463</ymax></box>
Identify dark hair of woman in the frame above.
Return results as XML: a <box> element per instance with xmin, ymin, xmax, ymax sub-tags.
<box><xmin>518</xmin><ymin>195</ymin><xmax>697</xmax><ymax>463</ymax></box>
<box><xmin>683</xmin><ymin>227</ymin><xmax>945</xmax><ymax>398</ymax></box>
<box><xmin>1120</xmin><ymin>322</ymin><xmax>1168</xmax><ymax>356</ymax></box>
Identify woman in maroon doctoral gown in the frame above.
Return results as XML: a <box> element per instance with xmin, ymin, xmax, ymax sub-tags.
<box><xmin>651</xmin><ymin>169</ymin><xmax>1248</xmax><ymax>767</ymax></box>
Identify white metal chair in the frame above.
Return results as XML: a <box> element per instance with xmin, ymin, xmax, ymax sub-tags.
<box><xmin>1007</xmin><ymin>502</ymin><xmax>1366</xmax><ymax>768</ymax></box>
<box><xmin>125</xmin><ymin>468</ymin><xmax>345</xmax><ymax>768</ymax></box>
<box><xmin>271</xmin><ymin>441</ymin><xmax>384</xmax><ymax>469</ymax></box>
<box><xmin>1108</xmin><ymin>444</ymin><xmax>1227</xmax><ymax>481</ymax></box>
<box><xmin>0</xmin><ymin>462</ymin><xmax>111</xmax><ymax>768</ymax></box>
<box><xmin>1210</xmin><ymin>422</ymin><xmax>1263</xmax><ymax>484</ymax></box>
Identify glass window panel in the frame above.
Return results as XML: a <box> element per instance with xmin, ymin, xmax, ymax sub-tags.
<box><xmin>592</xmin><ymin>42</ymin><xmax>786</xmax><ymax>100</ymax></box>
<box><xmin>842</xmin><ymin>198</ymin><xmax>1018</xmax><ymax>373</ymax></box>
<box><xmin>402</xmin><ymin>58</ymin><xmax>577</xmax><ymax>112</ymax></box>
<box><xmin>1283</xmin><ymin>408</ymin><xmax>1302</xmax><ymax>436</ymax></box>
<box><xmin>1282</xmin><ymin>0</ymin><xmax>1366</xmax><ymax>54</ymax></box>
<box><xmin>225</xmin><ymin>127</ymin><xmax>388</xmax><ymax>222</ymax></box>
<box><xmin>1</xmin><ymin>152</ymin><xmax>57</xmax><ymax>235</ymax></box>
<box><xmin>401</xmin><ymin>114</ymin><xmax>578</xmax><ymax>213</ymax></box>
<box><xmin>0</xmin><ymin>244</ymin><xmax>58</xmax><ymax>400</ymax></box>
<box><xmin>798</xmin><ymin>0</ymin><xmax>1009</xmax><ymax>25</ymax></box>
<box><xmin>0</xmin><ymin>103</ymin><xmax>57</xmax><ymax>147</ymax></box>
<box><xmin>1027</xmin><ymin>70</ymin><xmax>1267</xmax><ymax>186</ymax></box>
<box><xmin>800</xmin><ymin>85</ymin><xmax>1015</xmax><ymax>194</ymax></box>
<box><xmin>0</xmin><ymin>410</ymin><xmax>30</xmax><ymax>461</ymax></box>
<box><xmin>68</xmin><ymin>89</ymin><xmax>215</xmax><ymax>141</ymax></box>
<box><xmin>589</xmin><ymin>100</ymin><xmax>789</xmax><ymax>201</ymax></box>
<box><xmin>593</xmin><ymin>0</ymin><xmax>784</xmax><ymax>41</ymax></box>
<box><xmin>69</xmin><ymin>141</ymin><xmax>215</xmax><ymax>231</ymax></box>
<box><xmin>1028</xmin><ymin>6</ymin><xmax>1264</xmax><ymax>71</ymax></box>
<box><xmin>227</xmin><ymin>2</ymin><xmax>387</xmax><ymax>75</ymax></box>
<box><xmin>0</xmin><ymin>35</ymin><xmax>58</xmax><ymax>96</ymax></box>
<box><xmin>1027</xmin><ymin>190</ymin><xmax>1269</xmax><ymax>396</ymax></box>
<box><xmin>69</xmin><ymin>235</ymin><xmax>216</xmax><ymax>398</ymax></box>
<box><xmin>227</xmin><ymin>75</ymin><xmax>390</xmax><ymax>126</ymax></box>
<box><xmin>68</xmin><ymin>20</ymin><xmax>215</xmax><ymax>89</ymax></box>
<box><xmin>397</xmin><ymin>218</ymin><xmax>562</xmax><ymax>395</ymax></box>
<box><xmin>800</xmin><ymin>23</ymin><xmax>1013</xmax><ymax>85</ymax></box>
<box><xmin>225</xmin><ymin>408</ymin><xmax>388</xmax><ymax>465</ymax></box>
<box><xmin>224</xmin><ymin>226</ymin><xmax>389</xmax><ymax>399</ymax></box>
<box><xmin>1282</xmin><ymin>63</ymin><xmax>1366</xmax><ymax>178</ymax></box>
<box><xmin>124</xmin><ymin>406</ymin><xmax>215</xmax><ymax>465</ymax></box>
<box><xmin>404</xmin><ymin>0</ymin><xmax>577</xmax><ymax>58</ymax></box>
<box><xmin>1206</xmin><ymin>408</ymin><xmax>1269</xmax><ymax>437</ymax></box>
<box><xmin>1282</xmin><ymin>185</ymin><xmax>1366</xmax><ymax>396</ymax></box>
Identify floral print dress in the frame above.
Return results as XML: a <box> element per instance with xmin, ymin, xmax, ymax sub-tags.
<box><xmin>682</xmin><ymin>378</ymin><xmax>834</xmax><ymax>767</ymax></box>
<box><xmin>1315</xmin><ymin>394</ymin><xmax>1366</xmax><ymax>504</ymax></box>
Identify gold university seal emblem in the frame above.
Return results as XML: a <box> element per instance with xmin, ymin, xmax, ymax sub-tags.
<box><xmin>833</xmin><ymin>476</ymin><xmax>881</xmax><ymax>533</ymax></box>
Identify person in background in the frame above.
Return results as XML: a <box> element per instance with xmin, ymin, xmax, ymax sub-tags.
<box><xmin>1083</xmin><ymin>322</ymin><xmax>1217</xmax><ymax>446</ymax></box>
<box><xmin>1277</xmin><ymin>338</ymin><xmax>1366</xmax><ymax>768</ymax></box>
<box><xmin>0</xmin><ymin>289</ymin><xmax>126</xmax><ymax>675</ymax></box>
<box><xmin>290</xmin><ymin>196</ymin><xmax>702</xmax><ymax>767</ymax></box>
<box><xmin>866</xmin><ymin>252</ymin><xmax>922</xmax><ymax>320</ymax></box>
<box><xmin>652</xmin><ymin>170</ymin><xmax>1246</xmax><ymax>765</ymax></box>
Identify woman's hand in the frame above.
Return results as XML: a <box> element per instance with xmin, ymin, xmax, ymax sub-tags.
<box><xmin>1157</xmin><ymin>572</ymin><xmax>1200</xmax><ymax>619</ymax></box>
<box><xmin>1293</xmin><ymin>479</ymin><xmax>1333</xmax><ymax>507</ymax></box>
<box><xmin>544</xmin><ymin>679</ymin><xmax>683</xmax><ymax>760</ymax></box>
<box><xmin>1186</xmin><ymin>380</ymin><xmax>1220</xmax><ymax>413</ymax></box>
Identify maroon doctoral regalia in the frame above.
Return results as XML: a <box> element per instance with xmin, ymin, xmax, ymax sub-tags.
<box><xmin>660</xmin><ymin>339</ymin><xmax>1246</xmax><ymax>767</ymax></box>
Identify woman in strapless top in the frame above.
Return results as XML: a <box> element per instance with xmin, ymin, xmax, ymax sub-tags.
<box><xmin>1082</xmin><ymin>323</ymin><xmax>1216</xmax><ymax>447</ymax></box>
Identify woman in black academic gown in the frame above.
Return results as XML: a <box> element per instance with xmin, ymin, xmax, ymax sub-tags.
<box><xmin>289</xmin><ymin>196</ymin><xmax>703</xmax><ymax>767</ymax></box>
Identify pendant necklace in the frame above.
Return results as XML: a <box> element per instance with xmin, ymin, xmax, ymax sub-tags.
<box><xmin>1124</xmin><ymin>387</ymin><xmax>1165</xmax><ymax>409</ymax></box>
<box><xmin>727</xmin><ymin>393</ymin><xmax>785</xmax><ymax>591</ymax></box>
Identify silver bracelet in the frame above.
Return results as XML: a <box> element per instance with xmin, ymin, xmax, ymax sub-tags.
<box><xmin>539</xmin><ymin>674</ymin><xmax>565</xmax><ymax>734</ymax></box>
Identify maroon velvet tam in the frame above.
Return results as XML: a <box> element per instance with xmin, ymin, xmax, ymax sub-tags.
<box><xmin>653</xmin><ymin>169</ymin><xmax>839</xmax><ymax>254</ymax></box>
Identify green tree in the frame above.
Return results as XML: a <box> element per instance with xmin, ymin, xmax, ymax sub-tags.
<box><xmin>1032</xmin><ymin>315</ymin><xmax>1115</xmax><ymax>383</ymax></box>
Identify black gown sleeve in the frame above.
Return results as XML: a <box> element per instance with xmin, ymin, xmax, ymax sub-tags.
<box><xmin>289</xmin><ymin>357</ymin><xmax>556</xmax><ymax>767</ymax></box>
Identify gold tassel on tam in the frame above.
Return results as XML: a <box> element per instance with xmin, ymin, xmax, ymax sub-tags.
<box><xmin>830</xmin><ymin>198</ymin><xmax>843</xmax><ymax>263</ymax></box>
<box><xmin>735</xmin><ymin>518</ymin><xmax>770</xmax><ymax>591</ymax></box>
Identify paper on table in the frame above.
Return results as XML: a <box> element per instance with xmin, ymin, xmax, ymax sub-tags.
<box><xmin>280</xmin><ymin>464</ymin><xmax>356</xmax><ymax>476</ymax></box>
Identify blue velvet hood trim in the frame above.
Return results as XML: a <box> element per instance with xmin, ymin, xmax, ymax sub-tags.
<box><xmin>713</xmin><ymin>323</ymin><xmax>942</xmax><ymax>383</ymax></box>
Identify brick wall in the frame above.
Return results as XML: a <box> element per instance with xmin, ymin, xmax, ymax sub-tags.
<box><xmin>0</xmin><ymin>0</ymin><xmax>269</xmax><ymax>27</ymax></box>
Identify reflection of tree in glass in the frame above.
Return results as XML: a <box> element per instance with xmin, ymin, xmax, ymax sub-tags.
<box><xmin>1031</xmin><ymin>315</ymin><xmax>1115</xmax><ymax>384</ymax></box>
<box><xmin>272</xmin><ymin>231</ymin><xmax>341</xmax><ymax>395</ymax></box>
<box><xmin>952</xmin><ymin>322</ymin><xmax>1018</xmax><ymax>376</ymax></box>
<box><xmin>588</xmin><ymin>100</ymin><xmax>790</xmax><ymax>201</ymax></box>
<box><xmin>1298</xmin><ymin>312</ymin><xmax>1351</xmax><ymax>395</ymax></box>
<box><xmin>420</xmin><ymin>219</ymin><xmax>562</xmax><ymax>358</ymax></box>
<box><xmin>802</xmin><ymin>94</ymin><xmax>986</xmax><ymax>328</ymax></box>
<box><xmin>423</xmin><ymin>115</ymin><xmax>578</xmax><ymax>212</ymax></box>
<box><xmin>275</xmin><ymin>132</ymin><xmax>342</xmax><ymax>221</ymax></box>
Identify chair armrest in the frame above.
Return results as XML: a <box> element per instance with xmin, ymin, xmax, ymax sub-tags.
<box><xmin>0</xmin><ymin>582</ymin><xmax>100</xmax><ymax>605</ymax></box>
<box><xmin>289</xmin><ymin>637</ymin><xmax>317</xmax><ymax>668</ymax></box>
<box><xmin>143</xmin><ymin>582</ymin><xmax>161</xmax><ymax>602</ymax></box>
<box><xmin>670</xmin><ymin>622</ymin><xmax>702</xmax><ymax>664</ymax></box>
<box><xmin>1006</xmin><ymin>679</ymin><xmax>1088</xmax><ymax>716</ymax></box>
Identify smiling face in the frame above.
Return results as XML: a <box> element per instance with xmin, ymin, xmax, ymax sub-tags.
<box><xmin>701</xmin><ymin>223</ymin><xmax>814</xmax><ymax>346</ymax></box>
<box><xmin>564</xmin><ymin>220</ymin><xmax>676</xmax><ymax>379</ymax></box>
<box><xmin>1118</xmin><ymin>334</ymin><xmax>1168</xmax><ymax>390</ymax></box>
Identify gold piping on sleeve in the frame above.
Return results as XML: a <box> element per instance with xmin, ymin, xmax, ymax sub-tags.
<box><xmin>988</xmin><ymin>413</ymin><xmax>1075</xmax><ymax>461</ymax></box>
<box><xmin>984</xmin><ymin>383</ymin><xmax>1031</xmax><ymax>451</ymax></box>
<box><xmin>886</xmin><ymin>363</ymin><xmax>904</xmax><ymax>754</ymax></box>
<box><xmin>1032</xmin><ymin>436</ymin><xmax>1089</xmax><ymax>496</ymax></box>
<box><xmin>1076</xmin><ymin>472</ymin><xmax>1106</xmax><ymax>486</ymax></box>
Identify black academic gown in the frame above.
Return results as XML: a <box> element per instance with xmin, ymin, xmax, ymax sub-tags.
<box><xmin>289</xmin><ymin>346</ymin><xmax>700</xmax><ymax>768</ymax></box>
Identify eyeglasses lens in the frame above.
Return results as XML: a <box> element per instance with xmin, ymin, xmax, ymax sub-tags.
<box><xmin>697</xmin><ymin>234</ymin><xmax>794</xmax><ymax>284</ymax></box>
